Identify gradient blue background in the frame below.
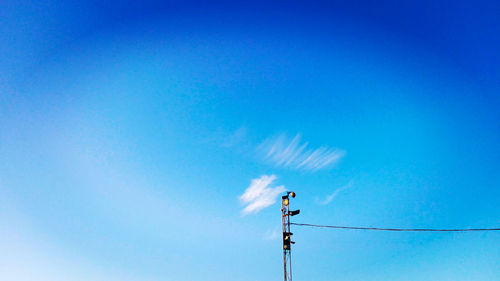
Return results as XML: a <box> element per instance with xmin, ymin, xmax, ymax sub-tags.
<box><xmin>1</xmin><ymin>1</ymin><xmax>499</xmax><ymax>280</ymax></box>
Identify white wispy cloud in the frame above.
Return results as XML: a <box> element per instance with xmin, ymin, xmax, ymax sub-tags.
<box><xmin>202</xmin><ymin>126</ymin><xmax>249</xmax><ymax>149</ymax></box>
<box><xmin>263</xmin><ymin>227</ymin><xmax>281</xmax><ymax>241</ymax></box>
<box><xmin>317</xmin><ymin>181</ymin><xmax>354</xmax><ymax>205</ymax></box>
<box><xmin>221</xmin><ymin>126</ymin><xmax>247</xmax><ymax>148</ymax></box>
<box><xmin>257</xmin><ymin>134</ymin><xmax>345</xmax><ymax>171</ymax></box>
<box><xmin>239</xmin><ymin>175</ymin><xmax>286</xmax><ymax>215</ymax></box>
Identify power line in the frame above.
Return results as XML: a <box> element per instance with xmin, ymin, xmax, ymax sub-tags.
<box><xmin>291</xmin><ymin>223</ymin><xmax>500</xmax><ymax>232</ymax></box>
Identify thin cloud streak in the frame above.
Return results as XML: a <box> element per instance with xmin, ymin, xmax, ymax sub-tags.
<box><xmin>258</xmin><ymin>134</ymin><xmax>345</xmax><ymax>171</ymax></box>
<box><xmin>239</xmin><ymin>175</ymin><xmax>285</xmax><ymax>215</ymax></box>
<box><xmin>264</xmin><ymin>227</ymin><xmax>280</xmax><ymax>241</ymax></box>
<box><xmin>318</xmin><ymin>181</ymin><xmax>354</xmax><ymax>205</ymax></box>
<box><xmin>221</xmin><ymin>126</ymin><xmax>247</xmax><ymax>148</ymax></box>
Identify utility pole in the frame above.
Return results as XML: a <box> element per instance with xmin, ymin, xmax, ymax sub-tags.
<box><xmin>282</xmin><ymin>191</ymin><xmax>300</xmax><ymax>281</ymax></box>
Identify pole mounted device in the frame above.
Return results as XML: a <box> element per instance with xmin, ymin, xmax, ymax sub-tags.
<box><xmin>282</xmin><ymin>191</ymin><xmax>300</xmax><ymax>281</ymax></box>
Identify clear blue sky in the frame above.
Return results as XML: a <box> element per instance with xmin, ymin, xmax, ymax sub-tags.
<box><xmin>1</xmin><ymin>1</ymin><xmax>499</xmax><ymax>280</ymax></box>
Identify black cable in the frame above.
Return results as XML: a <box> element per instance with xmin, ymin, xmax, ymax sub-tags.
<box><xmin>291</xmin><ymin>223</ymin><xmax>500</xmax><ymax>232</ymax></box>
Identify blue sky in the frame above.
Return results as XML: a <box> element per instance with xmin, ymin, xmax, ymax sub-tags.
<box><xmin>1</xmin><ymin>1</ymin><xmax>499</xmax><ymax>280</ymax></box>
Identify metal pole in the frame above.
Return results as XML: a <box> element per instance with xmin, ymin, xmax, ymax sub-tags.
<box><xmin>282</xmin><ymin>196</ymin><xmax>287</xmax><ymax>281</ymax></box>
<box><xmin>282</xmin><ymin>194</ymin><xmax>293</xmax><ymax>281</ymax></box>
<box><xmin>288</xmin><ymin>212</ymin><xmax>292</xmax><ymax>281</ymax></box>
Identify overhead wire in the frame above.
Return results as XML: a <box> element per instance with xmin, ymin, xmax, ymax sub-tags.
<box><xmin>291</xmin><ymin>222</ymin><xmax>500</xmax><ymax>232</ymax></box>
